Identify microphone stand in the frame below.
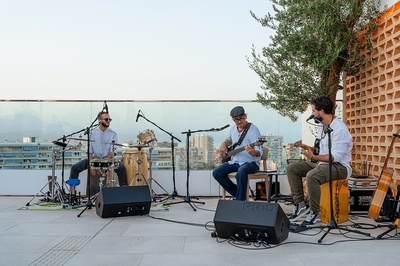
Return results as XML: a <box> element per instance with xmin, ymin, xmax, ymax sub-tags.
<box><xmin>137</xmin><ymin>112</ymin><xmax>180</xmax><ymax>201</ymax></box>
<box><xmin>167</xmin><ymin>125</ymin><xmax>227</xmax><ymax>211</ymax></box>
<box><xmin>77</xmin><ymin>115</ymin><xmax>101</xmax><ymax>217</ymax></box>
<box><xmin>317</xmin><ymin>120</ymin><xmax>370</xmax><ymax>242</ymax></box>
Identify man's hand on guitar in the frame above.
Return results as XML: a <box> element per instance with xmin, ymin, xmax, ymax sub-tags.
<box><xmin>301</xmin><ymin>148</ymin><xmax>313</xmax><ymax>160</ymax></box>
<box><xmin>245</xmin><ymin>144</ymin><xmax>259</xmax><ymax>157</ymax></box>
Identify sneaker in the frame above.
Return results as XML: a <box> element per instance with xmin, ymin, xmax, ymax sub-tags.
<box><xmin>288</xmin><ymin>203</ymin><xmax>308</xmax><ymax>222</ymax></box>
<box><xmin>301</xmin><ymin>211</ymin><xmax>320</xmax><ymax>226</ymax></box>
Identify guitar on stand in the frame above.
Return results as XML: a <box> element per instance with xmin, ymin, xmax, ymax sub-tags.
<box><xmin>368</xmin><ymin>130</ymin><xmax>400</xmax><ymax>219</ymax></box>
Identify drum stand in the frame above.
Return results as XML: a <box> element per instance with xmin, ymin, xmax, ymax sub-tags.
<box><xmin>26</xmin><ymin>148</ymin><xmax>66</xmax><ymax>206</ymax></box>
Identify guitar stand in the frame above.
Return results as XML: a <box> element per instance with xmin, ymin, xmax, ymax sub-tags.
<box><xmin>317</xmin><ymin>123</ymin><xmax>370</xmax><ymax>243</ymax></box>
<box><xmin>377</xmin><ymin>186</ymin><xmax>400</xmax><ymax>239</ymax></box>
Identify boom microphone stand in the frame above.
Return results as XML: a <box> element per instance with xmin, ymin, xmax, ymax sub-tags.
<box><xmin>317</xmin><ymin>120</ymin><xmax>370</xmax><ymax>243</ymax></box>
<box><xmin>77</xmin><ymin>105</ymin><xmax>107</xmax><ymax>217</ymax></box>
<box><xmin>136</xmin><ymin>110</ymin><xmax>180</xmax><ymax>200</ymax></box>
<box><xmin>168</xmin><ymin>124</ymin><xmax>229</xmax><ymax>211</ymax></box>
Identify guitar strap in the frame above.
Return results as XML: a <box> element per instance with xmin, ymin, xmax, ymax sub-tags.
<box><xmin>232</xmin><ymin>123</ymin><xmax>252</xmax><ymax>150</ymax></box>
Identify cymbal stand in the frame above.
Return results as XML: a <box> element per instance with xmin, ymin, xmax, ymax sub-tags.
<box><xmin>26</xmin><ymin>147</ymin><xmax>66</xmax><ymax>206</ymax></box>
<box><xmin>108</xmin><ymin>142</ymin><xmax>118</xmax><ymax>187</ymax></box>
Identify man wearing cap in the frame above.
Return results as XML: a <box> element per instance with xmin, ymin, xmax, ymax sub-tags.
<box><xmin>213</xmin><ymin>106</ymin><xmax>263</xmax><ymax>200</ymax></box>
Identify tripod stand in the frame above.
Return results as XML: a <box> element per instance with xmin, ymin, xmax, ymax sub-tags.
<box><xmin>168</xmin><ymin>125</ymin><xmax>229</xmax><ymax>211</ymax></box>
<box><xmin>26</xmin><ymin>147</ymin><xmax>66</xmax><ymax>206</ymax></box>
<box><xmin>136</xmin><ymin>110</ymin><xmax>181</xmax><ymax>201</ymax></box>
<box><xmin>317</xmin><ymin>122</ymin><xmax>370</xmax><ymax>243</ymax></box>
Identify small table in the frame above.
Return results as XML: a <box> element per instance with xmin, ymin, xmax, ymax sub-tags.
<box><xmin>265</xmin><ymin>171</ymin><xmax>293</xmax><ymax>203</ymax></box>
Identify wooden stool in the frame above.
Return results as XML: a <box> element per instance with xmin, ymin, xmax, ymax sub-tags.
<box><xmin>221</xmin><ymin>147</ymin><xmax>269</xmax><ymax>201</ymax></box>
<box><xmin>319</xmin><ymin>179</ymin><xmax>349</xmax><ymax>224</ymax></box>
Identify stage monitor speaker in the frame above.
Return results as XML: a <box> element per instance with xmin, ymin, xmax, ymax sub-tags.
<box><xmin>96</xmin><ymin>185</ymin><xmax>151</xmax><ymax>218</ymax></box>
<box><xmin>213</xmin><ymin>200</ymin><xmax>290</xmax><ymax>244</ymax></box>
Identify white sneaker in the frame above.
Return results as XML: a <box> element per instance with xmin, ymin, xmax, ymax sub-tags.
<box><xmin>288</xmin><ymin>204</ymin><xmax>309</xmax><ymax>222</ymax></box>
<box><xmin>301</xmin><ymin>211</ymin><xmax>320</xmax><ymax>226</ymax></box>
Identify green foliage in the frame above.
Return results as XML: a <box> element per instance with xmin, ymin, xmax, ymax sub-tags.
<box><xmin>248</xmin><ymin>0</ymin><xmax>384</xmax><ymax>121</ymax></box>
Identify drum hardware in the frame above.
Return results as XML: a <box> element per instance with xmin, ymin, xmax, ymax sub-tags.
<box><xmin>26</xmin><ymin>147</ymin><xmax>67</xmax><ymax>207</ymax></box>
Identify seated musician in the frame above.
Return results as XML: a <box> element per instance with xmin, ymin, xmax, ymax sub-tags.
<box><xmin>286</xmin><ymin>96</ymin><xmax>352</xmax><ymax>226</ymax></box>
<box><xmin>68</xmin><ymin>111</ymin><xmax>127</xmax><ymax>192</ymax></box>
<box><xmin>212</xmin><ymin>106</ymin><xmax>263</xmax><ymax>201</ymax></box>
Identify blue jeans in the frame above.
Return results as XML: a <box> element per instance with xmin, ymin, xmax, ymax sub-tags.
<box><xmin>69</xmin><ymin>158</ymin><xmax>127</xmax><ymax>186</ymax></box>
<box><xmin>213</xmin><ymin>162</ymin><xmax>259</xmax><ymax>201</ymax></box>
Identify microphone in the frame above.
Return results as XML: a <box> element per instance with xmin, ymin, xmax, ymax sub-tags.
<box><xmin>306</xmin><ymin>114</ymin><xmax>322</xmax><ymax>123</ymax></box>
<box><xmin>136</xmin><ymin>110</ymin><xmax>141</xmax><ymax>122</ymax></box>
<box><xmin>220</xmin><ymin>124</ymin><xmax>230</xmax><ymax>130</ymax></box>
<box><xmin>104</xmin><ymin>101</ymin><xmax>108</xmax><ymax>113</ymax></box>
<box><xmin>306</xmin><ymin>114</ymin><xmax>316</xmax><ymax>122</ymax></box>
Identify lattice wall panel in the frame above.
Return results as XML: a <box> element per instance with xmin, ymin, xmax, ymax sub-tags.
<box><xmin>346</xmin><ymin>2</ymin><xmax>400</xmax><ymax>180</ymax></box>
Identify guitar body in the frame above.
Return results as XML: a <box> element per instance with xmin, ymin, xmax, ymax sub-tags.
<box><xmin>221</xmin><ymin>139</ymin><xmax>266</xmax><ymax>163</ymax></box>
<box><xmin>368</xmin><ymin>168</ymin><xmax>393</xmax><ymax>219</ymax></box>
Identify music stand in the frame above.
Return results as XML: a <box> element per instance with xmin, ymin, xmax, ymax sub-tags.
<box><xmin>317</xmin><ymin>121</ymin><xmax>370</xmax><ymax>242</ymax></box>
<box><xmin>168</xmin><ymin>125</ymin><xmax>228</xmax><ymax>211</ymax></box>
<box><xmin>136</xmin><ymin>111</ymin><xmax>180</xmax><ymax>201</ymax></box>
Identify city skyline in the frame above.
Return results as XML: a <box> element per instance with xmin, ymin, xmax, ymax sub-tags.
<box><xmin>0</xmin><ymin>101</ymin><xmax>302</xmax><ymax>149</ymax></box>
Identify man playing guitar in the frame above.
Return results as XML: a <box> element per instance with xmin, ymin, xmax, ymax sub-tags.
<box><xmin>213</xmin><ymin>106</ymin><xmax>263</xmax><ymax>201</ymax></box>
<box><xmin>287</xmin><ymin>96</ymin><xmax>352</xmax><ymax>226</ymax></box>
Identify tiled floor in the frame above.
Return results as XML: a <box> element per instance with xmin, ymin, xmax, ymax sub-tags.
<box><xmin>1</xmin><ymin>195</ymin><xmax>400</xmax><ymax>266</ymax></box>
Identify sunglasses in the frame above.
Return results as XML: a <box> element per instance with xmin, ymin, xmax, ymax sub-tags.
<box><xmin>103</xmin><ymin>118</ymin><xmax>112</xmax><ymax>122</ymax></box>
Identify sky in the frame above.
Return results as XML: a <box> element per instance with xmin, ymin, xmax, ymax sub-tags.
<box><xmin>0</xmin><ymin>0</ymin><xmax>274</xmax><ymax>101</ymax></box>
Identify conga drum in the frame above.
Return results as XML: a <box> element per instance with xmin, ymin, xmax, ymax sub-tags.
<box><xmin>122</xmin><ymin>149</ymin><xmax>149</xmax><ymax>186</ymax></box>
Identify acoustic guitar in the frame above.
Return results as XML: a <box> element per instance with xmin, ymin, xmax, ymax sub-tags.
<box><xmin>222</xmin><ymin>138</ymin><xmax>266</xmax><ymax>163</ymax></box>
<box><xmin>368</xmin><ymin>131</ymin><xmax>400</xmax><ymax>219</ymax></box>
<box><xmin>294</xmin><ymin>139</ymin><xmax>320</xmax><ymax>162</ymax></box>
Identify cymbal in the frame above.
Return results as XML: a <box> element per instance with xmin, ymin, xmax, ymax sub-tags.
<box><xmin>110</xmin><ymin>142</ymin><xmax>128</xmax><ymax>147</ymax></box>
<box><xmin>68</xmin><ymin>137</ymin><xmax>95</xmax><ymax>142</ymax></box>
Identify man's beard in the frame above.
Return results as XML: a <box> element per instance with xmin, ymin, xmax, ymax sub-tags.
<box><xmin>101</xmin><ymin>122</ymin><xmax>109</xmax><ymax>128</ymax></box>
